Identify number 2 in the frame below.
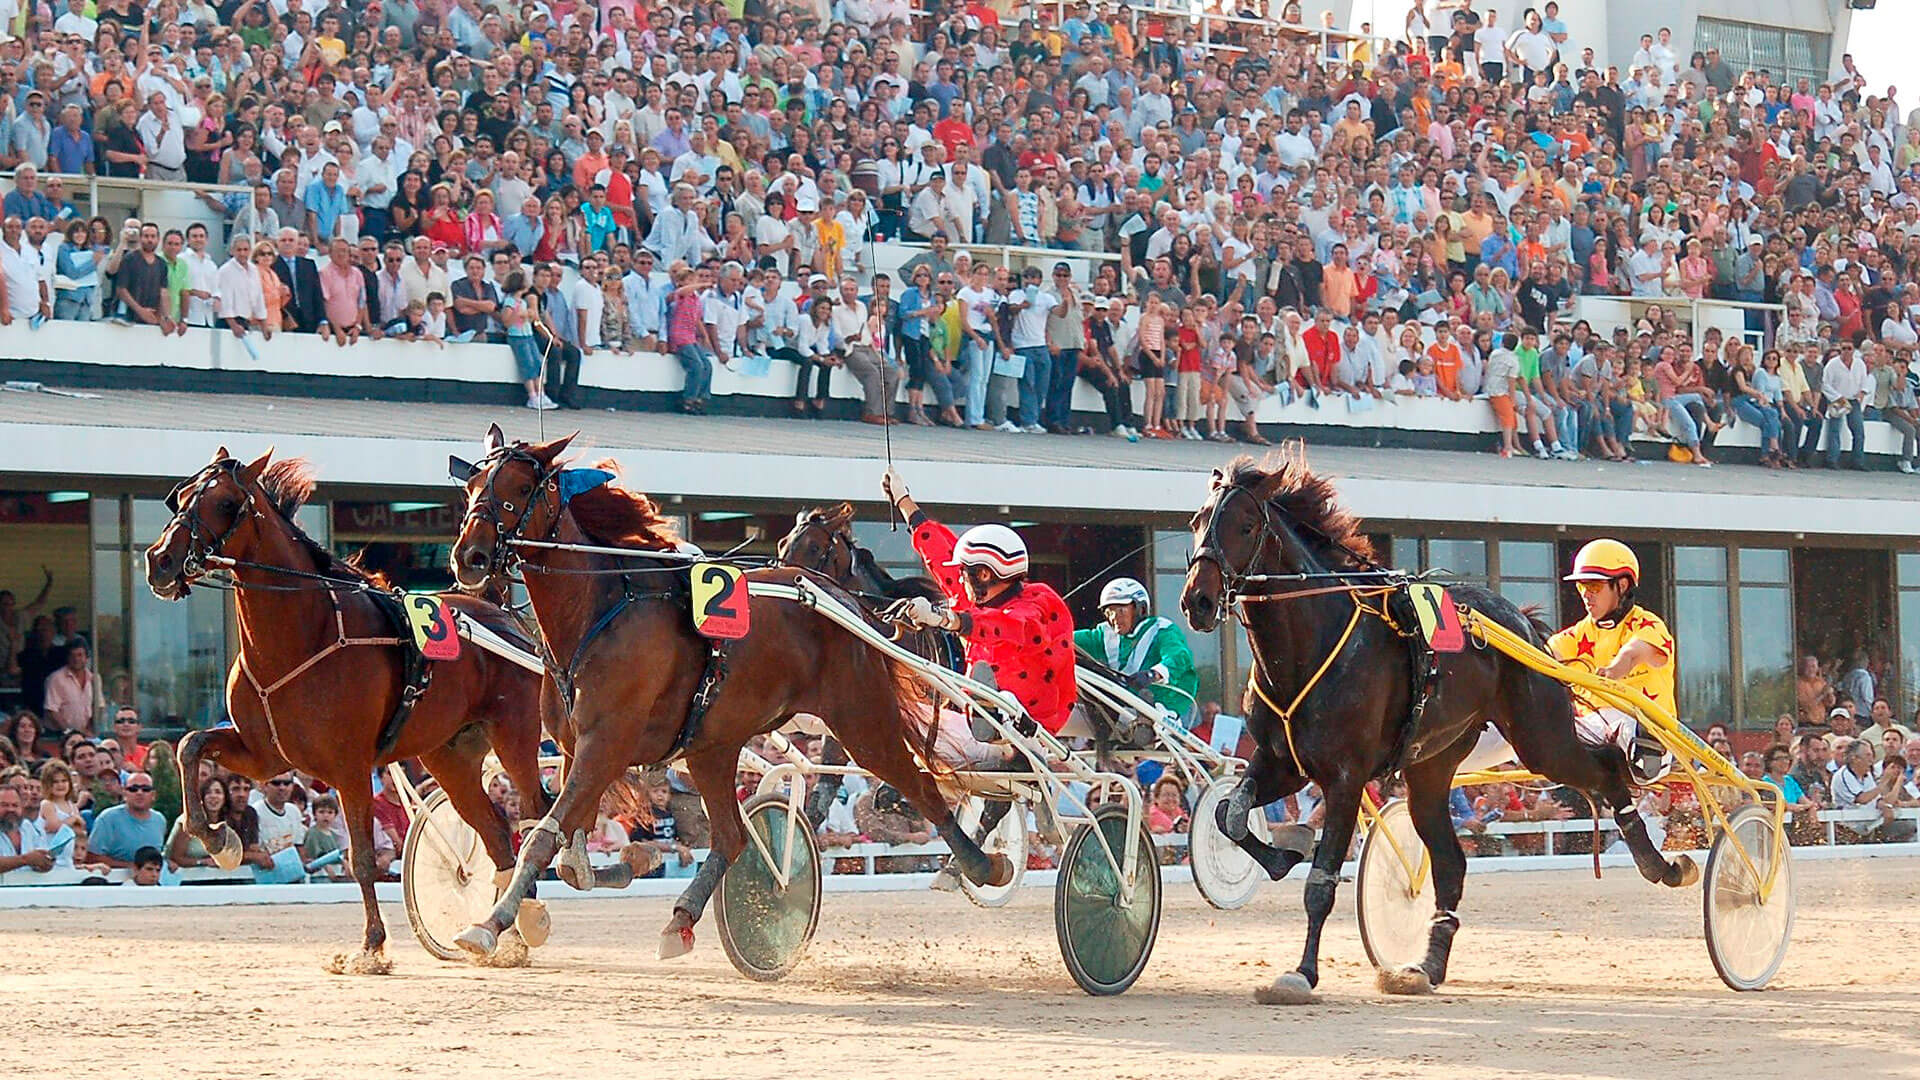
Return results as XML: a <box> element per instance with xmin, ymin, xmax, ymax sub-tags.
<box><xmin>700</xmin><ymin>565</ymin><xmax>739</xmax><ymax>620</ymax></box>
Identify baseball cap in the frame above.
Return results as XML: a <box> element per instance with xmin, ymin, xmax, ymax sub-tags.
<box><xmin>322</xmin><ymin>120</ymin><xmax>343</xmax><ymax>133</ymax></box>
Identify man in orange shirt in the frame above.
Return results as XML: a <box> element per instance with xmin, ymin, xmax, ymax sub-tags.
<box><xmin>1458</xmin><ymin>192</ymin><xmax>1496</xmax><ymax>265</ymax></box>
<box><xmin>1301</xmin><ymin>308</ymin><xmax>1341</xmax><ymax>389</ymax></box>
<box><xmin>1321</xmin><ymin>243</ymin><xmax>1357</xmax><ymax>319</ymax></box>
<box><xmin>1426</xmin><ymin>321</ymin><xmax>1466</xmax><ymax>401</ymax></box>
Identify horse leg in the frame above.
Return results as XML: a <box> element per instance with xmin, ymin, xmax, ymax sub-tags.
<box><xmin>325</xmin><ymin>774</ymin><xmax>394</xmax><ymax>976</ymax></box>
<box><xmin>417</xmin><ymin>730</ymin><xmax>545</xmax><ymax>957</ymax></box>
<box><xmin>1218</xmin><ymin>747</ymin><xmax>1312</xmax><ymax>881</ymax></box>
<box><xmin>1495</xmin><ymin>687</ymin><xmax>1697</xmax><ymax>888</ymax></box>
<box><xmin>1386</xmin><ymin>753</ymin><xmax>1472</xmax><ymax>994</ymax></box>
<box><xmin>827</xmin><ymin>714</ymin><xmax>1009</xmax><ymax>888</ymax></box>
<box><xmin>176</xmin><ymin>727</ymin><xmax>289</xmax><ymax>869</ymax></box>
<box><xmin>455</xmin><ymin>722</ymin><xmax>629</xmax><ymax>958</ymax></box>
<box><xmin>1256</xmin><ymin>775</ymin><xmax>1364</xmax><ymax>1006</ymax></box>
<box><xmin>659</xmin><ymin>743</ymin><xmax>745</xmax><ymax>959</ymax></box>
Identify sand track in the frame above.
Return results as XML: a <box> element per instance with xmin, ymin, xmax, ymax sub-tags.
<box><xmin>4</xmin><ymin>858</ymin><xmax>1917</xmax><ymax>1079</ymax></box>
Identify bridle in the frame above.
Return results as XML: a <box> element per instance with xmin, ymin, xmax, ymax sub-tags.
<box><xmin>453</xmin><ymin>446</ymin><xmax>562</xmax><ymax>585</ymax></box>
<box><xmin>1188</xmin><ymin>480</ymin><xmax>1403</xmax><ymax>608</ymax></box>
<box><xmin>776</xmin><ymin>516</ymin><xmax>856</xmax><ymax>581</ymax></box>
<box><xmin>161</xmin><ymin>459</ymin><xmax>260</xmax><ymax>590</ymax></box>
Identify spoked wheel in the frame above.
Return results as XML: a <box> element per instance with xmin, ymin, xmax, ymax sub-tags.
<box><xmin>402</xmin><ymin>790</ymin><xmax>500</xmax><ymax>961</ymax></box>
<box><xmin>1703</xmin><ymin>803</ymin><xmax>1795</xmax><ymax>991</ymax></box>
<box><xmin>957</xmin><ymin>795</ymin><xmax>1028</xmax><ymax>908</ymax></box>
<box><xmin>1054</xmin><ymin>802</ymin><xmax>1162</xmax><ymax>996</ymax></box>
<box><xmin>715</xmin><ymin>793</ymin><xmax>823</xmax><ymax>982</ymax></box>
<box><xmin>1189</xmin><ymin>777</ymin><xmax>1267</xmax><ymax>910</ymax></box>
<box><xmin>1355</xmin><ymin>798</ymin><xmax>1434</xmax><ymax>972</ymax></box>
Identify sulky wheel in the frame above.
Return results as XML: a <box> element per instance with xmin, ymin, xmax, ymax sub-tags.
<box><xmin>1188</xmin><ymin>777</ymin><xmax>1267</xmax><ymax>910</ymax></box>
<box><xmin>1054</xmin><ymin>802</ymin><xmax>1162</xmax><ymax>996</ymax></box>
<box><xmin>957</xmin><ymin>795</ymin><xmax>1028</xmax><ymax>908</ymax></box>
<box><xmin>715</xmin><ymin>793</ymin><xmax>823</xmax><ymax>982</ymax></box>
<box><xmin>1703</xmin><ymin>803</ymin><xmax>1795</xmax><ymax>991</ymax></box>
<box><xmin>402</xmin><ymin>790</ymin><xmax>501</xmax><ymax>962</ymax></box>
<box><xmin>1355</xmin><ymin>797</ymin><xmax>1434</xmax><ymax>973</ymax></box>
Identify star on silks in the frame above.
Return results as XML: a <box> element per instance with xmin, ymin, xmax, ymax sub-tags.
<box><xmin>1575</xmin><ymin>635</ymin><xmax>1597</xmax><ymax>658</ymax></box>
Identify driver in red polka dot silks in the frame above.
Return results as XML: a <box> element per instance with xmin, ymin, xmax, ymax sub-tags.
<box><xmin>882</xmin><ymin>467</ymin><xmax>1078</xmax><ymax>737</ymax></box>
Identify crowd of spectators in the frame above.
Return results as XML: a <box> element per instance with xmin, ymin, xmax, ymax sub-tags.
<box><xmin>0</xmin><ymin>0</ymin><xmax>1918</xmax><ymax>461</ymax></box>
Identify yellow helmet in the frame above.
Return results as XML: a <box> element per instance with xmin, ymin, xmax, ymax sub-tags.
<box><xmin>1565</xmin><ymin>538</ymin><xmax>1640</xmax><ymax>586</ymax></box>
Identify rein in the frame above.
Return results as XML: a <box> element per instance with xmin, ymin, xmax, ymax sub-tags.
<box><xmin>1191</xmin><ymin>481</ymin><xmax>1412</xmax><ymax>774</ymax></box>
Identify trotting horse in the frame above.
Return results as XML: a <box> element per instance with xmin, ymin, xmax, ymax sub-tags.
<box><xmin>445</xmin><ymin>426</ymin><xmax>1011</xmax><ymax>960</ymax></box>
<box><xmin>775</xmin><ymin>502</ymin><xmax>962</xmax><ymax>673</ymax></box>
<box><xmin>1180</xmin><ymin>451</ymin><xmax>1697</xmax><ymax>1002</ymax></box>
<box><xmin>144</xmin><ymin>447</ymin><xmax>552</xmax><ymax>974</ymax></box>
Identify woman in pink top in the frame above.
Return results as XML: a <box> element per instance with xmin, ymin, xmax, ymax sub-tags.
<box><xmin>462</xmin><ymin>190</ymin><xmax>505</xmax><ymax>255</ymax></box>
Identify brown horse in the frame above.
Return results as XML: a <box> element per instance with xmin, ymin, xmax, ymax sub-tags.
<box><xmin>775</xmin><ymin>503</ymin><xmax>961</xmax><ymax>672</ymax></box>
<box><xmin>445</xmin><ymin>425</ymin><xmax>1010</xmax><ymax>960</ymax></box>
<box><xmin>144</xmin><ymin>447</ymin><xmax>552</xmax><ymax>974</ymax></box>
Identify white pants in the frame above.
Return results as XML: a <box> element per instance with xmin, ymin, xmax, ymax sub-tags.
<box><xmin>916</xmin><ymin>702</ymin><xmax>1012</xmax><ymax>768</ymax></box>
<box><xmin>1573</xmin><ymin>706</ymin><xmax>1639</xmax><ymax>759</ymax></box>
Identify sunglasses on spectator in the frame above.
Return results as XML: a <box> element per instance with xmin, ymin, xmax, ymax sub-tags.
<box><xmin>124</xmin><ymin>785</ymin><xmax>154</xmax><ymax>793</ymax></box>
<box><xmin>268</xmin><ymin>779</ymin><xmax>294</xmax><ymax>787</ymax></box>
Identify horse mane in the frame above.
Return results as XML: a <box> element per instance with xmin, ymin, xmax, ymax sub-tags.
<box><xmin>1224</xmin><ymin>446</ymin><xmax>1376</xmax><ymax>569</ymax></box>
<box><xmin>565</xmin><ymin>460</ymin><xmax>682</xmax><ymax>550</ymax></box>
<box><xmin>249</xmin><ymin>458</ymin><xmax>378</xmax><ymax>584</ymax></box>
<box><xmin>1517</xmin><ymin>604</ymin><xmax>1555</xmax><ymax>645</ymax></box>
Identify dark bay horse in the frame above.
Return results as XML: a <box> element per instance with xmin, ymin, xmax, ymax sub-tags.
<box><xmin>144</xmin><ymin>447</ymin><xmax>551</xmax><ymax>974</ymax></box>
<box><xmin>775</xmin><ymin>503</ymin><xmax>961</xmax><ymax>673</ymax></box>
<box><xmin>1180</xmin><ymin>451</ymin><xmax>1695</xmax><ymax>1002</ymax></box>
<box><xmin>445</xmin><ymin>426</ymin><xmax>1009</xmax><ymax>960</ymax></box>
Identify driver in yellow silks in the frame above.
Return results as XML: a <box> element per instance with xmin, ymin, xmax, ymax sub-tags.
<box><xmin>1546</xmin><ymin>539</ymin><xmax>1675</xmax><ymax>784</ymax></box>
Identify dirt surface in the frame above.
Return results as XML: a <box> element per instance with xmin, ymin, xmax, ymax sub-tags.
<box><xmin>5</xmin><ymin>859</ymin><xmax>1918</xmax><ymax>1080</ymax></box>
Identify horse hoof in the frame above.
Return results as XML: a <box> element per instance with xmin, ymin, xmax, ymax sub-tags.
<box><xmin>208</xmin><ymin>828</ymin><xmax>246</xmax><ymax>871</ymax></box>
<box><xmin>478</xmin><ymin>929</ymin><xmax>531</xmax><ymax>968</ymax></box>
<box><xmin>984</xmin><ymin>853</ymin><xmax>1016</xmax><ymax>888</ymax></box>
<box><xmin>620</xmin><ymin>842</ymin><xmax>661</xmax><ymax>880</ymax></box>
<box><xmin>1253</xmin><ymin>971</ymin><xmax>1316</xmax><ymax>1005</ymax></box>
<box><xmin>514</xmin><ymin>898</ymin><xmax>552</xmax><ymax>948</ymax></box>
<box><xmin>1269</xmin><ymin>824</ymin><xmax>1315</xmax><ymax>858</ymax></box>
<box><xmin>325</xmin><ymin>949</ymin><xmax>395</xmax><ymax>976</ymax></box>
<box><xmin>455</xmin><ymin>924</ymin><xmax>499</xmax><ymax>958</ymax></box>
<box><xmin>658</xmin><ymin>923</ymin><xmax>696</xmax><ymax>960</ymax></box>
<box><xmin>1377</xmin><ymin>965</ymin><xmax>1434</xmax><ymax>996</ymax></box>
<box><xmin>1671</xmin><ymin>854</ymin><xmax>1701</xmax><ymax>888</ymax></box>
<box><xmin>556</xmin><ymin>861</ymin><xmax>590</xmax><ymax>892</ymax></box>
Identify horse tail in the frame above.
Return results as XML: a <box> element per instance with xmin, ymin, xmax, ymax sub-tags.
<box><xmin>887</xmin><ymin>650</ymin><xmax>965</xmax><ymax>803</ymax></box>
<box><xmin>1516</xmin><ymin>604</ymin><xmax>1555</xmax><ymax>645</ymax></box>
<box><xmin>599</xmin><ymin>767</ymin><xmax>653</xmax><ymax>823</ymax></box>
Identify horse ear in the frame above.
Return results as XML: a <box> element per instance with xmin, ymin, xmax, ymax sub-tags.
<box><xmin>484</xmin><ymin>423</ymin><xmax>506</xmax><ymax>452</ymax></box>
<box><xmin>211</xmin><ymin>444</ymin><xmax>230</xmax><ymax>463</ymax></box>
<box><xmin>795</xmin><ymin>509</ymin><xmax>812</xmax><ymax>525</ymax></box>
<box><xmin>1209</xmin><ymin>467</ymin><xmax>1227</xmax><ymax>490</ymax></box>
<box><xmin>239</xmin><ymin>447</ymin><xmax>273</xmax><ymax>484</ymax></box>
<box><xmin>533</xmin><ymin>431</ymin><xmax>577</xmax><ymax>462</ymax></box>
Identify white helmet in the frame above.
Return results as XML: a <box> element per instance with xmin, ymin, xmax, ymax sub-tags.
<box><xmin>946</xmin><ymin>524</ymin><xmax>1029</xmax><ymax>578</ymax></box>
<box><xmin>1099</xmin><ymin>577</ymin><xmax>1151</xmax><ymax>610</ymax></box>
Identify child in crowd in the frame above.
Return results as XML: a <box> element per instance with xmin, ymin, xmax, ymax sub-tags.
<box><xmin>301</xmin><ymin>793</ymin><xmax>348</xmax><ymax>880</ymax></box>
<box><xmin>421</xmin><ymin>292</ymin><xmax>449</xmax><ymax>345</ymax></box>
<box><xmin>1136</xmin><ymin>295</ymin><xmax>1170</xmax><ymax>438</ymax></box>
<box><xmin>1174</xmin><ymin>306</ymin><xmax>1204</xmax><ymax>440</ymax></box>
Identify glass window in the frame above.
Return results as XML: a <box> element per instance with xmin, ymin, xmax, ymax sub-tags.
<box><xmin>128</xmin><ymin>549</ymin><xmax>229</xmax><ymax>727</ymax></box>
<box><xmin>131</xmin><ymin>498</ymin><xmax>178</xmax><ymax>546</ymax></box>
<box><xmin>1676</xmin><ymin>583</ymin><xmax>1733</xmax><ymax>726</ymax></box>
<box><xmin>1674</xmin><ymin>545</ymin><xmax>1727</xmax><ymax>583</ymax></box>
<box><xmin>1424</xmin><ymin>539</ymin><xmax>1486</xmax><ymax>581</ymax></box>
<box><xmin>1741</xmin><ymin>584</ymin><xmax>1794</xmax><ymax>727</ymax></box>
<box><xmin>850</xmin><ymin>520</ymin><xmax>926</xmax><ymax>574</ymax></box>
<box><xmin>1899</xmin><ymin>552</ymin><xmax>1920</xmax><ymax>587</ymax></box>
<box><xmin>1155</xmin><ymin>530</ymin><xmax>1220</xmax><ymax>707</ymax></box>
<box><xmin>1390</xmin><ymin>536</ymin><xmax>1419</xmax><ymax>572</ymax></box>
<box><xmin>1743</xmin><ymin>548</ymin><xmax>1789</xmax><ymax>585</ymax></box>
<box><xmin>1499</xmin><ymin>540</ymin><xmax>1554</xmax><ymax>580</ymax></box>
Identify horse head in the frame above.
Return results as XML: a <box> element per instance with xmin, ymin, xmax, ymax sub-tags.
<box><xmin>145</xmin><ymin>445</ymin><xmax>275</xmax><ymax>600</ymax></box>
<box><xmin>449</xmin><ymin>423</ymin><xmax>576</xmax><ymax>591</ymax></box>
<box><xmin>1182</xmin><ymin>450</ymin><xmax>1363</xmax><ymax>631</ymax></box>
<box><xmin>775</xmin><ymin>502</ymin><xmax>857</xmax><ymax>584</ymax></box>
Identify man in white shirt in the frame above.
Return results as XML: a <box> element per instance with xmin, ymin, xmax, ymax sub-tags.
<box><xmin>178</xmin><ymin>223</ymin><xmax>221</xmax><ymax>328</ymax></box>
<box><xmin>216</xmin><ymin>233</ymin><xmax>267</xmax><ymax>334</ymax></box>
<box><xmin>1005</xmin><ymin>265</ymin><xmax>1058</xmax><ymax>433</ymax></box>
<box><xmin>702</xmin><ymin>262</ymin><xmax>749</xmax><ymax>365</ymax></box>
<box><xmin>830</xmin><ymin>276</ymin><xmax>894</xmax><ymax>423</ymax></box>
<box><xmin>252</xmin><ymin>771</ymin><xmax>307</xmax><ymax>859</ymax></box>
<box><xmin>1821</xmin><ymin>347</ymin><xmax>1871</xmax><ymax>470</ymax></box>
<box><xmin>571</xmin><ymin>253</ymin><xmax>608</xmax><ymax>359</ymax></box>
<box><xmin>0</xmin><ymin>215</ymin><xmax>48</xmax><ymax>326</ymax></box>
<box><xmin>399</xmin><ymin>234</ymin><xmax>451</xmax><ymax>310</ymax></box>
<box><xmin>352</xmin><ymin>135</ymin><xmax>401</xmax><ymax>240</ymax></box>
<box><xmin>135</xmin><ymin>92</ymin><xmax>188</xmax><ymax>180</ymax></box>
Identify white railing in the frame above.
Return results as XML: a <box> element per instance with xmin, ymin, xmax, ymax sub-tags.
<box><xmin>0</xmin><ymin>169</ymin><xmax>245</xmax><ymax>240</ymax></box>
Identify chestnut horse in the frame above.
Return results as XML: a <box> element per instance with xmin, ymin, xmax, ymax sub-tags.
<box><xmin>144</xmin><ymin>447</ymin><xmax>552</xmax><ymax>974</ymax></box>
<box><xmin>775</xmin><ymin>502</ymin><xmax>961</xmax><ymax>673</ymax></box>
<box><xmin>445</xmin><ymin>426</ymin><xmax>1009</xmax><ymax>960</ymax></box>
<box><xmin>1181</xmin><ymin>452</ymin><xmax>1695</xmax><ymax>1002</ymax></box>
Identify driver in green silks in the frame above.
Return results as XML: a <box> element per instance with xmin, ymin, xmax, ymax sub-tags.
<box><xmin>1073</xmin><ymin>577</ymin><xmax>1199</xmax><ymax>726</ymax></box>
